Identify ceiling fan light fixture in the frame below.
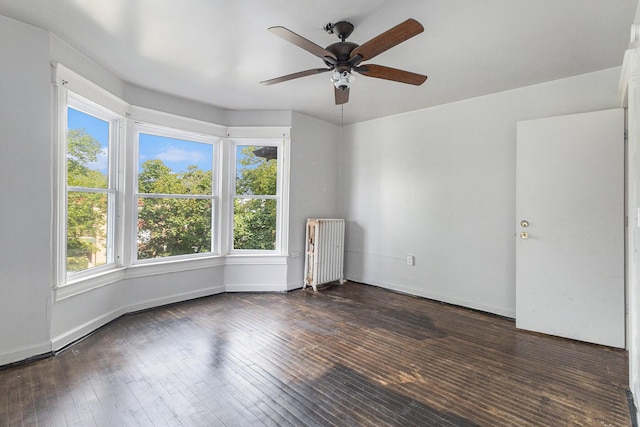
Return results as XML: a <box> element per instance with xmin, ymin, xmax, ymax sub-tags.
<box><xmin>331</xmin><ymin>70</ymin><xmax>354</xmax><ymax>90</ymax></box>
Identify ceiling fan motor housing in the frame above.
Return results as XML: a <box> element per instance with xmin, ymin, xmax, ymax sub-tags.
<box><xmin>324</xmin><ymin>41</ymin><xmax>359</xmax><ymax>68</ymax></box>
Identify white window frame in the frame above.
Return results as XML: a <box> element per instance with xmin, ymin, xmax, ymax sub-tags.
<box><xmin>55</xmin><ymin>89</ymin><xmax>123</xmax><ymax>285</ymax></box>
<box><xmin>230</xmin><ymin>137</ymin><xmax>286</xmax><ymax>254</ymax></box>
<box><xmin>132</xmin><ymin>122</ymin><xmax>221</xmax><ymax>264</ymax></box>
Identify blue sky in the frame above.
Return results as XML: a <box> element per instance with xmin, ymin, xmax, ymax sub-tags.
<box><xmin>68</xmin><ymin>107</ymin><xmax>213</xmax><ymax>173</ymax></box>
<box><xmin>138</xmin><ymin>133</ymin><xmax>212</xmax><ymax>173</ymax></box>
<box><xmin>68</xmin><ymin>107</ymin><xmax>109</xmax><ymax>174</ymax></box>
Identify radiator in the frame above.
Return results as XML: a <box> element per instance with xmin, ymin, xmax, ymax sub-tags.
<box><xmin>303</xmin><ymin>218</ymin><xmax>346</xmax><ymax>291</ymax></box>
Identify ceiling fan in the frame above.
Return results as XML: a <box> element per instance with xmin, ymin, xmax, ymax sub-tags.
<box><xmin>260</xmin><ymin>19</ymin><xmax>428</xmax><ymax>105</ymax></box>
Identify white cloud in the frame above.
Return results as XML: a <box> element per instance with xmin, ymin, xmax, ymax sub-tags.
<box><xmin>156</xmin><ymin>147</ymin><xmax>205</xmax><ymax>164</ymax></box>
<box><xmin>87</xmin><ymin>147</ymin><xmax>109</xmax><ymax>173</ymax></box>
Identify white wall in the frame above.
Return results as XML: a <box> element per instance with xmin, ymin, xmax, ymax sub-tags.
<box><xmin>0</xmin><ymin>16</ymin><xmax>53</xmax><ymax>363</ymax></box>
<box><xmin>287</xmin><ymin>113</ymin><xmax>342</xmax><ymax>289</ymax></box>
<box><xmin>340</xmin><ymin>68</ymin><xmax>623</xmax><ymax>317</ymax></box>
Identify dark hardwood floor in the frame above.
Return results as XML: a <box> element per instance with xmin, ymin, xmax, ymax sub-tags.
<box><xmin>0</xmin><ymin>282</ymin><xmax>631</xmax><ymax>426</ymax></box>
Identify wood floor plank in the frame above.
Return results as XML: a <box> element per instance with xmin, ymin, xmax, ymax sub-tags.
<box><xmin>0</xmin><ymin>282</ymin><xmax>631</xmax><ymax>426</ymax></box>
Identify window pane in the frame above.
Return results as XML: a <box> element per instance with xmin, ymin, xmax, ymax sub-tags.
<box><xmin>67</xmin><ymin>108</ymin><xmax>109</xmax><ymax>189</ymax></box>
<box><xmin>137</xmin><ymin>197</ymin><xmax>212</xmax><ymax>259</ymax></box>
<box><xmin>233</xmin><ymin>198</ymin><xmax>276</xmax><ymax>250</ymax></box>
<box><xmin>236</xmin><ymin>145</ymin><xmax>277</xmax><ymax>196</ymax></box>
<box><xmin>67</xmin><ymin>191</ymin><xmax>108</xmax><ymax>273</ymax></box>
<box><xmin>139</xmin><ymin>133</ymin><xmax>213</xmax><ymax>195</ymax></box>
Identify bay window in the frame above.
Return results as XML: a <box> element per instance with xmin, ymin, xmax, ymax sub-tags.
<box><xmin>55</xmin><ymin>65</ymin><xmax>289</xmax><ymax>291</ymax></box>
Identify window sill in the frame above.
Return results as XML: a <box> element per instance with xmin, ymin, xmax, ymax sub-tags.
<box><xmin>126</xmin><ymin>255</ymin><xmax>225</xmax><ymax>279</ymax></box>
<box><xmin>54</xmin><ymin>254</ymin><xmax>289</xmax><ymax>301</ymax></box>
<box><xmin>55</xmin><ymin>267</ymin><xmax>127</xmax><ymax>301</ymax></box>
<box><xmin>55</xmin><ymin>256</ymin><xmax>226</xmax><ymax>301</ymax></box>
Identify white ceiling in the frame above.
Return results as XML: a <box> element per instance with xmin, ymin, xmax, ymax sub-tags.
<box><xmin>0</xmin><ymin>0</ymin><xmax>637</xmax><ymax>125</ymax></box>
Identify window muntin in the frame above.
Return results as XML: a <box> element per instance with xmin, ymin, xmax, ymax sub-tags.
<box><xmin>65</xmin><ymin>104</ymin><xmax>117</xmax><ymax>276</ymax></box>
<box><xmin>135</xmin><ymin>127</ymin><xmax>217</xmax><ymax>261</ymax></box>
<box><xmin>233</xmin><ymin>143</ymin><xmax>280</xmax><ymax>251</ymax></box>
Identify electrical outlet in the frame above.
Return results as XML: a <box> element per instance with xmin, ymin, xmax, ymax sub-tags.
<box><xmin>406</xmin><ymin>255</ymin><xmax>414</xmax><ymax>266</ymax></box>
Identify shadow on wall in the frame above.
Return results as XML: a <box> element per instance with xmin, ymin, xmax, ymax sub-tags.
<box><xmin>344</xmin><ymin>221</ymin><xmax>364</xmax><ymax>280</ymax></box>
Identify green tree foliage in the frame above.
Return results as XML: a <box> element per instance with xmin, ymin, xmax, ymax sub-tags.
<box><xmin>66</xmin><ymin>129</ymin><xmax>108</xmax><ymax>272</ymax></box>
<box><xmin>233</xmin><ymin>146</ymin><xmax>277</xmax><ymax>250</ymax></box>
<box><xmin>67</xmin><ymin>136</ymin><xmax>277</xmax><ymax>267</ymax></box>
<box><xmin>137</xmin><ymin>161</ymin><xmax>213</xmax><ymax>259</ymax></box>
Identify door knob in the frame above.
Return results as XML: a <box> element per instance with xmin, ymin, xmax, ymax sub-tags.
<box><xmin>520</xmin><ymin>220</ymin><xmax>529</xmax><ymax>228</ymax></box>
<box><xmin>520</xmin><ymin>231</ymin><xmax>529</xmax><ymax>239</ymax></box>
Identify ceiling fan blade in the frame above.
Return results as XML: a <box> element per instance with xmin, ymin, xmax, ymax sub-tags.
<box><xmin>350</xmin><ymin>19</ymin><xmax>424</xmax><ymax>61</ymax></box>
<box><xmin>261</xmin><ymin>68</ymin><xmax>332</xmax><ymax>86</ymax></box>
<box><xmin>335</xmin><ymin>87</ymin><xmax>349</xmax><ymax>105</ymax></box>
<box><xmin>268</xmin><ymin>26</ymin><xmax>337</xmax><ymax>62</ymax></box>
<box><xmin>355</xmin><ymin>64</ymin><xmax>427</xmax><ymax>85</ymax></box>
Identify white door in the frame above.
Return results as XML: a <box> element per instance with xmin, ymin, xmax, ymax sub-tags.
<box><xmin>515</xmin><ymin>109</ymin><xmax>625</xmax><ymax>348</ymax></box>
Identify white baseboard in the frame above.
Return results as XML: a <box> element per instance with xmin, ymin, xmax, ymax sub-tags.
<box><xmin>126</xmin><ymin>285</ymin><xmax>225</xmax><ymax>313</ymax></box>
<box><xmin>346</xmin><ymin>275</ymin><xmax>516</xmax><ymax>318</ymax></box>
<box><xmin>225</xmin><ymin>283</ymin><xmax>288</xmax><ymax>292</ymax></box>
<box><xmin>0</xmin><ymin>341</ymin><xmax>52</xmax><ymax>366</ymax></box>
<box><xmin>51</xmin><ymin>285</ymin><xmax>226</xmax><ymax>353</ymax></box>
<box><xmin>51</xmin><ymin>307</ymin><xmax>127</xmax><ymax>352</ymax></box>
<box><xmin>286</xmin><ymin>280</ymin><xmax>304</xmax><ymax>291</ymax></box>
